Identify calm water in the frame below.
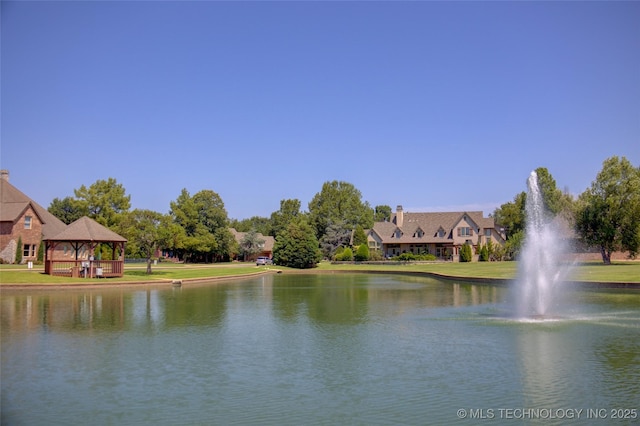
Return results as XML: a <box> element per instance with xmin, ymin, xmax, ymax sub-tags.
<box><xmin>2</xmin><ymin>274</ymin><xmax>639</xmax><ymax>425</ymax></box>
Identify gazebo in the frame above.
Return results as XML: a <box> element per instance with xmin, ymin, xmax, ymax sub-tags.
<box><xmin>43</xmin><ymin>216</ymin><xmax>127</xmax><ymax>278</ymax></box>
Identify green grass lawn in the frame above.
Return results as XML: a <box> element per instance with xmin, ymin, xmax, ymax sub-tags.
<box><xmin>0</xmin><ymin>263</ymin><xmax>269</xmax><ymax>285</ymax></box>
<box><xmin>1</xmin><ymin>260</ymin><xmax>638</xmax><ymax>285</ymax></box>
<box><xmin>317</xmin><ymin>260</ymin><xmax>640</xmax><ymax>282</ymax></box>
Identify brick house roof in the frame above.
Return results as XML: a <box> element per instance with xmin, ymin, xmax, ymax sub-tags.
<box><xmin>0</xmin><ymin>177</ymin><xmax>67</xmax><ymax>238</ymax></box>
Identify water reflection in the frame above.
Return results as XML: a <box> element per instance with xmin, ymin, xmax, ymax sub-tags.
<box><xmin>2</xmin><ymin>274</ymin><xmax>639</xmax><ymax>425</ymax></box>
<box><xmin>1</xmin><ymin>275</ymin><xmax>508</xmax><ymax>332</ymax></box>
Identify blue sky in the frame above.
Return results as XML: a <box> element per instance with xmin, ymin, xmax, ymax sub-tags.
<box><xmin>2</xmin><ymin>1</ymin><xmax>639</xmax><ymax>220</ymax></box>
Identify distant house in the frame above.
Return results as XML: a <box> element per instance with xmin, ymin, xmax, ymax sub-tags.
<box><xmin>367</xmin><ymin>205</ymin><xmax>506</xmax><ymax>260</ymax></box>
<box><xmin>230</xmin><ymin>228</ymin><xmax>275</xmax><ymax>260</ymax></box>
<box><xmin>0</xmin><ymin>170</ymin><xmax>67</xmax><ymax>263</ymax></box>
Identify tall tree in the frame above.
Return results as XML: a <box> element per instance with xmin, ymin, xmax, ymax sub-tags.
<box><xmin>74</xmin><ymin>177</ymin><xmax>131</xmax><ymax>229</ymax></box>
<box><xmin>576</xmin><ymin>156</ymin><xmax>640</xmax><ymax>264</ymax></box>
<box><xmin>48</xmin><ymin>196</ymin><xmax>88</xmax><ymax>224</ymax></box>
<box><xmin>308</xmin><ymin>181</ymin><xmax>373</xmax><ymax>240</ymax></box>
<box><xmin>533</xmin><ymin>167</ymin><xmax>564</xmax><ymax>216</ymax></box>
<box><xmin>493</xmin><ymin>167</ymin><xmax>566</xmax><ymax>239</ymax></box>
<box><xmin>169</xmin><ymin>188</ymin><xmax>233</xmax><ymax>262</ymax></box>
<box><xmin>373</xmin><ymin>205</ymin><xmax>392</xmax><ymax>222</ymax></box>
<box><xmin>272</xmin><ymin>218</ymin><xmax>322</xmax><ymax>269</ymax></box>
<box><xmin>118</xmin><ymin>209</ymin><xmax>166</xmax><ymax>274</ymax></box>
<box><xmin>319</xmin><ymin>220</ymin><xmax>352</xmax><ymax>259</ymax></box>
<box><xmin>270</xmin><ymin>199</ymin><xmax>303</xmax><ymax>238</ymax></box>
<box><xmin>229</xmin><ymin>216</ymin><xmax>271</xmax><ymax>235</ymax></box>
<box><xmin>353</xmin><ymin>225</ymin><xmax>368</xmax><ymax>246</ymax></box>
<box><xmin>492</xmin><ymin>191</ymin><xmax>526</xmax><ymax>239</ymax></box>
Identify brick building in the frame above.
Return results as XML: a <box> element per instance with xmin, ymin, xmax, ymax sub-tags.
<box><xmin>0</xmin><ymin>170</ymin><xmax>67</xmax><ymax>263</ymax></box>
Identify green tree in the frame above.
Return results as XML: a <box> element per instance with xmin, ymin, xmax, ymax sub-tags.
<box><xmin>269</xmin><ymin>199</ymin><xmax>303</xmax><ymax>237</ymax></box>
<box><xmin>229</xmin><ymin>216</ymin><xmax>271</xmax><ymax>235</ymax></box>
<box><xmin>493</xmin><ymin>191</ymin><xmax>526</xmax><ymax>240</ymax></box>
<box><xmin>308</xmin><ymin>181</ymin><xmax>373</xmax><ymax>241</ymax></box>
<box><xmin>373</xmin><ymin>205</ymin><xmax>392</xmax><ymax>222</ymax></box>
<box><xmin>353</xmin><ymin>225</ymin><xmax>368</xmax><ymax>246</ymax></box>
<box><xmin>272</xmin><ymin>218</ymin><xmax>322</xmax><ymax>269</ymax></box>
<box><xmin>504</xmin><ymin>230</ymin><xmax>525</xmax><ymax>260</ymax></box>
<box><xmin>74</xmin><ymin>177</ymin><xmax>131</xmax><ymax>229</ymax></box>
<box><xmin>118</xmin><ymin>209</ymin><xmax>166</xmax><ymax>274</ymax></box>
<box><xmin>169</xmin><ymin>188</ymin><xmax>233</xmax><ymax>262</ymax></box>
<box><xmin>15</xmin><ymin>236</ymin><xmax>23</xmax><ymax>264</ymax></box>
<box><xmin>459</xmin><ymin>243</ymin><xmax>473</xmax><ymax>262</ymax></box>
<box><xmin>576</xmin><ymin>156</ymin><xmax>640</xmax><ymax>264</ymax></box>
<box><xmin>37</xmin><ymin>241</ymin><xmax>45</xmax><ymax>263</ymax></box>
<box><xmin>354</xmin><ymin>244</ymin><xmax>370</xmax><ymax>261</ymax></box>
<box><xmin>533</xmin><ymin>167</ymin><xmax>564</xmax><ymax>216</ymax></box>
<box><xmin>239</xmin><ymin>229</ymin><xmax>265</xmax><ymax>261</ymax></box>
<box><xmin>319</xmin><ymin>220</ymin><xmax>351</xmax><ymax>259</ymax></box>
<box><xmin>48</xmin><ymin>196</ymin><xmax>87</xmax><ymax>224</ymax></box>
<box><xmin>479</xmin><ymin>244</ymin><xmax>489</xmax><ymax>262</ymax></box>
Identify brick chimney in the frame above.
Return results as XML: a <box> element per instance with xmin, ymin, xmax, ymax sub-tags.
<box><xmin>396</xmin><ymin>205</ymin><xmax>404</xmax><ymax>228</ymax></box>
<box><xmin>0</xmin><ymin>170</ymin><xmax>8</xmax><ymax>182</ymax></box>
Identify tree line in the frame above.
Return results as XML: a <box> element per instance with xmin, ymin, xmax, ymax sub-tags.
<box><xmin>492</xmin><ymin>156</ymin><xmax>639</xmax><ymax>264</ymax></box>
<box><xmin>48</xmin><ymin>156</ymin><xmax>639</xmax><ymax>270</ymax></box>
<box><xmin>48</xmin><ymin>179</ymin><xmax>390</xmax><ymax>272</ymax></box>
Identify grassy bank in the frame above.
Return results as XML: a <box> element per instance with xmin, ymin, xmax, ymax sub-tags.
<box><xmin>1</xmin><ymin>260</ymin><xmax>638</xmax><ymax>286</ymax></box>
<box><xmin>0</xmin><ymin>263</ymin><xmax>267</xmax><ymax>285</ymax></box>
<box><xmin>317</xmin><ymin>260</ymin><xmax>640</xmax><ymax>283</ymax></box>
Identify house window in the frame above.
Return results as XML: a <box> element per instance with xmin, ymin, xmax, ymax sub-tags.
<box><xmin>459</xmin><ymin>227</ymin><xmax>472</xmax><ymax>236</ymax></box>
<box><xmin>23</xmin><ymin>244</ymin><xmax>36</xmax><ymax>258</ymax></box>
<box><xmin>24</xmin><ymin>216</ymin><xmax>32</xmax><ymax>229</ymax></box>
<box><xmin>485</xmin><ymin>229</ymin><xmax>492</xmax><ymax>240</ymax></box>
<box><xmin>438</xmin><ymin>229</ymin><xmax>445</xmax><ymax>238</ymax></box>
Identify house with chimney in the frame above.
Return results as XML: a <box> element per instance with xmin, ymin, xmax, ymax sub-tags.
<box><xmin>1</xmin><ymin>170</ymin><xmax>127</xmax><ymax>277</ymax></box>
<box><xmin>367</xmin><ymin>205</ymin><xmax>506</xmax><ymax>260</ymax></box>
<box><xmin>0</xmin><ymin>170</ymin><xmax>67</xmax><ymax>263</ymax></box>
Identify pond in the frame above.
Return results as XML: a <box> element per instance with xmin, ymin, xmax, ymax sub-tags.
<box><xmin>2</xmin><ymin>274</ymin><xmax>639</xmax><ymax>425</ymax></box>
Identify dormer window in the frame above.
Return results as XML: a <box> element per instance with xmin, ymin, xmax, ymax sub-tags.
<box><xmin>414</xmin><ymin>229</ymin><xmax>424</xmax><ymax>238</ymax></box>
<box><xmin>393</xmin><ymin>230</ymin><xmax>403</xmax><ymax>238</ymax></box>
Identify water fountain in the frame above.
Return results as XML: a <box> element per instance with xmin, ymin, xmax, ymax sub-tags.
<box><xmin>513</xmin><ymin>171</ymin><xmax>571</xmax><ymax>318</ymax></box>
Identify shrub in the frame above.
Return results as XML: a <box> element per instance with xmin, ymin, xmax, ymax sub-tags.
<box><xmin>479</xmin><ymin>244</ymin><xmax>489</xmax><ymax>262</ymax></box>
<box><xmin>368</xmin><ymin>250</ymin><xmax>383</xmax><ymax>261</ymax></box>
<box><xmin>337</xmin><ymin>247</ymin><xmax>353</xmax><ymax>261</ymax></box>
<box><xmin>37</xmin><ymin>241</ymin><xmax>45</xmax><ymax>263</ymax></box>
<box><xmin>460</xmin><ymin>243</ymin><xmax>473</xmax><ymax>262</ymax></box>
<box><xmin>354</xmin><ymin>244</ymin><xmax>370</xmax><ymax>261</ymax></box>
<box><xmin>394</xmin><ymin>252</ymin><xmax>437</xmax><ymax>261</ymax></box>
<box><xmin>16</xmin><ymin>237</ymin><xmax>23</xmax><ymax>264</ymax></box>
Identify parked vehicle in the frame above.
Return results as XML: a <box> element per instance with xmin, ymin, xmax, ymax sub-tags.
<box><xmin>256</xmin><ymin>257</ymin><xmax>272</xmax><ymax>266</ymax></box>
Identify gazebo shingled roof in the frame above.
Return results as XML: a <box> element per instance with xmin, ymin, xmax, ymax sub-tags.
<box><xmin>43</xmin><ymin>216</ymin><xmax>127</xmax><ymax>277</ymax></box>
<box><xmin>45</xmin><ymin>216</ymin><xmax>127</xmax><ymax>243</ymax></box>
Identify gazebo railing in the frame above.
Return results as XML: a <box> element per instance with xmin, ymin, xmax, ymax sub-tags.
<box><xmin>46</xmin><ymin>260</ymin><xmax>124</xmax><ymax>278</ymax></box>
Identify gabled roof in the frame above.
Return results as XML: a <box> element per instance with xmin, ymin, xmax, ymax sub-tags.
<box><xmin>44</xmin><ymin>216</ymin><xmax>127</xmax><ymax>242</ymax></box>
<box><xmin>230</xmin><ymin>228</ymin><xmax>275</xmax><ymax>252</ymax></box>
<box><xmin>0</xmin><ymin>178</ymin><xmax>67</xmax><ymax>238</ymax></box>
<box><xmin>374</xmin><ymin>210</ymin><xmax>498</xmax><ymax>244</ymax></box>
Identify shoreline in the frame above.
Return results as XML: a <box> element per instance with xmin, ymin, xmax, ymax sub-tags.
<box><xmin>1</xmin><ymin>268</ymin><xmax>638</xmax><ymax>291</ymax></box>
